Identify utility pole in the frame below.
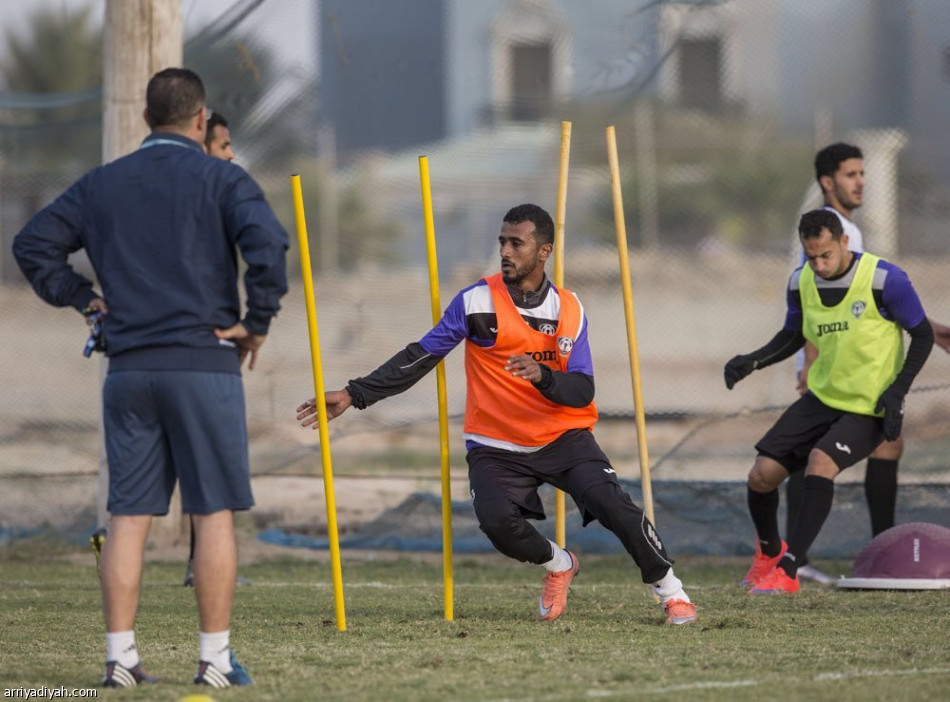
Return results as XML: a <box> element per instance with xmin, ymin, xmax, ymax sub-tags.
<box><xmin>98</xmin><ymin>1</ymin><xmax>183</xmax><ymax>534</ymax></box>
<box><xmin>851</xmin><ymin>128</ymin><xmax>908</xmax><ymax>260</ymax></box>
<box><xmin>633</xmin><ymin>101</ymin><xmax>659</xmax><ymax>249</ymax></box>
<box><xmin>317</xmin><ymin>125</ymin><xmax>340</xmax><ymax>272</ymax></box>
<box><xmin>103</xmin><ymin>0</ymin><xmax>183</xmax><ymax>162</ymax></box>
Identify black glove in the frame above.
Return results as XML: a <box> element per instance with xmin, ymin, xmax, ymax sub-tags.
<box><xmin>724</xmin><ymin>354</ymin><xmax>758</xmax><ymax>390</ymax></box>
<box><xmin>875</xmin><ymin>386</ymin><xmax>906</xmax><ymax>442</ymax></box>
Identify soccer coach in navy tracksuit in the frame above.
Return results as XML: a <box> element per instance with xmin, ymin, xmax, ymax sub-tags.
<box><xmin>13</xmin><ymin>68</ymin><xmax>288</xmax><ymax>688</ymax></box>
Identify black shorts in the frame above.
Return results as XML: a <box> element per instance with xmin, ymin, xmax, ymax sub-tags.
<box><xmin>466</xmin><ymin>429</ymin><xmax>620</xmax><ymax>524</ymax></box>
<box><xmin>755</xmin><ymin>392</ymin><xmax>884</xmax><ymax>473</ymax></box>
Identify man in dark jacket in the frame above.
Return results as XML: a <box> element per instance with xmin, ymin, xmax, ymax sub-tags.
<box><xmin>13</xmin><ymin>67</ymin><xmax>288</xmax><ymax>689</ymax></box>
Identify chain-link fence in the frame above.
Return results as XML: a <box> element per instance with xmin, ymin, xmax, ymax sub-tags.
<box><xmin>2</xmin><ymin>0</ymin><xmax>950</xmax><ymax>555</ymax></box>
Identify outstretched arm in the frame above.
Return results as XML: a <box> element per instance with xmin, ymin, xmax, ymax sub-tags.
<box><xmin>724</xmin><ymin>328</ymin><xmax>805</xmax><ymax>389</ymax></box>
<box><xmin>295</xmin><ymin>288</ymin><xmax>471</xmax><ymax>429</ymax></box>
<box><xmin>726</xmin><ymin>270</ymin><xmax>805</xmax><ymax>390</ymax></box>
<box><xmin>345</xmin><ymin>342</ymin><xmax>443</xmax><ymax>408</ymax></box>
<box><xmin>297</xmin><ymin>389</ymin><xmax>354</xmax><ymax>427</ymax></box>
<box><xmin>296</xmin><ymin>343</ymin><xmax>442</xmax><ymax>429</ymax></box>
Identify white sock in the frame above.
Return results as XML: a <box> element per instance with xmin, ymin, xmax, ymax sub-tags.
<box><xmin>200</xmin><ymin>630</ymin><xmax>232</xmax><ymax>673</ymax></box>
<box><xmin>541</xmin><ymin>540</ymin><xmax>574</xmax><ymax>572</ymax></box>
<box><xmin>652</xmin><ymin>568</ymin><xmax>690</xmax><ymax>605</ymax></box>
<box><xmin>105</xmin><ymin>630</ymin><xmax>139</xmax><ymax>669</ymax></box>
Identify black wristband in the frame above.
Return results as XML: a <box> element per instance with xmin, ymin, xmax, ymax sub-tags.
<box><xmin>345</xmin><ymin>382</ymin><xmax>367</xmax><ymax>410</ymax></box>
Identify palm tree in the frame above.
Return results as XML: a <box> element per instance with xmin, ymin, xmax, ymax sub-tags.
<box><xmin>0</xmin><ymin>3</ymin><xmax>103</xmax><ymax>167</ymax></box>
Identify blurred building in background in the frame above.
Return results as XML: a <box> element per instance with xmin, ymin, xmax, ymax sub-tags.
<box><xmin>320</xmin><ymin>0</ymin><xmax>656</xmax><ymax>153</ymax></box>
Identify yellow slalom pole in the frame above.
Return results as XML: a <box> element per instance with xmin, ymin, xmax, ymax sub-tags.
<box><xmin>553</xmin><ymin>120</ymin><xmax>572</xmax><ymax>548</ymax></box>
<box><xmin>604</xmin><ymin>126</ymin><xmax>655</xmax><ymax>525</ymax></box>
<box><xmin>290</xmin><ymin>174</ymin><xmax>347</xmax><ymax>631</ymax></box>
<box><xmin>418</xmin><ymin>156</ymin><xmax>454</xmax><ymax>622</ymax></box>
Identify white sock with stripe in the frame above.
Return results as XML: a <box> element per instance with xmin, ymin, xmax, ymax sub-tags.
<box><xmin>652</xmin><ymin>568</ymin><xmax>690</xmax><ymax>604</ymax></box>
<box><xmin>106</xmin><ymin>630</ymin><xmax>139</xmax><ymax>669</ymax></box>
<box><xmin>200</xmin><ymin>630</ymin><xmax>232</xmax><ymax>673</ymax></box>
<box><xmin>541</xmin><ymin>540</ymin><xmax>574</xmax><ymax>572</ymax></box>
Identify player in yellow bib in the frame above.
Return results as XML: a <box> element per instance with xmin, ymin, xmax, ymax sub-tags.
<box><xmin>790</xmin><ymin>144</ymin><xmax>904</xmax><ymax>584</ymax></box>
<box><xmin>724</xmin><ymin>209</ymin><xmax>933</xmax><ymax>594</ymax></box>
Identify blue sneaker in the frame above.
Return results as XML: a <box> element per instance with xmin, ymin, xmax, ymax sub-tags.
<box><xmin>194</xmin><ymin>650</ymin><xmax>253</xmax><ymax>687</ymax></box>
<box><xmin>102</xmin><ymin>661</ymin><xmax>158</xmax><ymax>688</ymax></box>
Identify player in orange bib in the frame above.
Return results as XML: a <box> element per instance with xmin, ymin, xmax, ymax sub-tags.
<box><xmin>297</xmin><ymin>204</ymin><xmax>698</xmax><ymax>625</ymax></box>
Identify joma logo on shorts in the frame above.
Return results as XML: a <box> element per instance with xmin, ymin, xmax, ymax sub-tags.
<box><xmin>816</xmin><ymin>321</ymin><xmax>849</xmax><ymax>337</ymax></box>
<box><xmin>525</xmin><ymin>350</ymin><xmax>558</xmax><ymax>362</ymax></box>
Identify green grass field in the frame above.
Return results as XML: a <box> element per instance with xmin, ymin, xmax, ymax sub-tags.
<box><xmin>2</xmin><ymin>544</ymin><xmax>949</xmax><ymax>701</ymax></box>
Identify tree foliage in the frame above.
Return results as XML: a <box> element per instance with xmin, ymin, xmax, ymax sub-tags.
<box><xmin>2</xmin><ymin>5</ymin><xmax>101</xmax><ymax>93</ymax></box>
<box><xmin>585</xmin><ymin>100</ymin><xmax>813</xmax><ymax>251</ymax></box>
<box><xmin>0</xmin><ymin>3</ymin><xmax>102</xmax><ymax>166</ymax></box>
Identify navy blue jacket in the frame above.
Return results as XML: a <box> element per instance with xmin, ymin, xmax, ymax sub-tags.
<box><xmin>13</xmin><ymin>132</ymin><xmax>288</xmax><ymax>372</ymax></box>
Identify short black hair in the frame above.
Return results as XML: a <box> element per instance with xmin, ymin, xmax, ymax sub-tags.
<box><xmin>145</xmin><ymin>67</ymin><xmax>205</xmax><ymax>128</ymax></box>
<box><xmin>814</xmin><ymin>142</ymin><xmax>863</xmax><ymax>184</ymax></box>
<box><xmin>502</xmin><ymin>204</ymin><xmax>554</xmax><ymax>246</ymax></box>
<box><xmin>205</xmin><ymin>110</ymin><xmax>228</xmax><ymax>148</ymax></box>
<box><xmin>798</xmin><ymin>209</ymin><xmax>844</xmax><ymax>241</ymax></box>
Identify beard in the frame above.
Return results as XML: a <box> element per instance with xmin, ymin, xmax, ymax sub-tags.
<box><xmin>501</xmin><ymin>258</ymin><xmax>536</xmax><ymax>285</ymax></box>
<box><xmin>501</xmin><ymin>266</ymin><xmax>525</xmax><ymax>284</ymax></box>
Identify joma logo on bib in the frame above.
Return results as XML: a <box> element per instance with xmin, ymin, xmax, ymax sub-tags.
<box><xmin>816</xmin><ymin>320</ymin><xmax>849</xmax><ymax>337</ymax></box>
<box><xmin>525</xmin><ymin>350</ymin><xmax>558</xmax><ymax>362</ymax></box>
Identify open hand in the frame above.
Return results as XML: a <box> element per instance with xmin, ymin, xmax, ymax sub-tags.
<box><xmin>505</xmin><ymin>354</ymin><xmax>543</xmax><ymax>383</ymax></box>
<box><xmin>297</xmin><ymin>389</ymin><xmax>353</xmax><ymax>429</ymax></box>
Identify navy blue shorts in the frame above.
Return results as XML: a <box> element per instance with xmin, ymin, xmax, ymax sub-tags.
<box><xmin>103</xmin><ymin>370</ymin><xmax>253</xmax><ymax>516</ymax></box>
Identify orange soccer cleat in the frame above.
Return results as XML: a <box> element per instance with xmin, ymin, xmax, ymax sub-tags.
<box><xmin>538</xmin><ymin>551</ymin><xmax>579</xmax><ymax>621</ymax></box>
<box><xmin>749</xmin><ymin>566</ymin><xmax>800</xmax><ymax>594</ymax></box>
<box><xmin>741</xmin><ymin>540</ymin><xmax>788</xmax><ymax>588</ymax></box>
<box><xmin>663</xmin><ymin>598</ymin><xmax>698</xmax><ymax>625</ymax></box>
